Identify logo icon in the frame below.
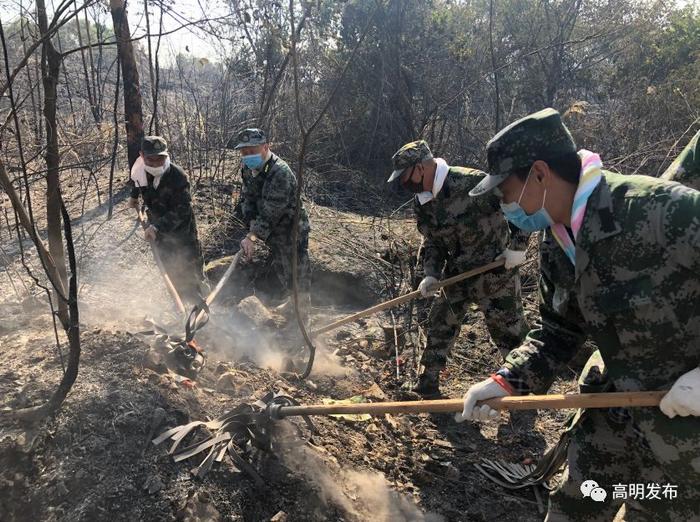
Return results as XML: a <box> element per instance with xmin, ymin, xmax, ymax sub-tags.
<box><xmin>581</xmin><ymin>479</ymin><xmax>607</xmax><ymax>502</ymax></box>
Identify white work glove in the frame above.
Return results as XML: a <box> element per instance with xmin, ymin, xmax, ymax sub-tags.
<box><xmin>496</xmin><ymin>248</ymin><xmax>527</xmax><ymax>270</ymax></box>
<box><xmin>127</xmin><ymin>196</ymin><xmax>139</xmax><ymax>209</ymax></box>
<box><xmin>659</xmin><ymin>368</ymin><xmax>700</xmax><ymax>418</ymax></box>
<box><xmin>455</xmin><ymin>377</ymin><xmax>509</xmax><ymax>422</ymax></box>
<box><xmin>418</xmin><ymin>276</ymin><xmax>439</xmax><ymax>298</ymax></box>
<box><xmin>144</xmin><ymin>225</ymin><xmax>158</xmax><ymax>242</ymax></box>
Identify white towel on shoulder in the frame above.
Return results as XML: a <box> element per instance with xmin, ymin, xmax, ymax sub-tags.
<box><xmin>130</xmin><ymin>156</ymin><xmax>148</xmax><ymax>189</ymax></box>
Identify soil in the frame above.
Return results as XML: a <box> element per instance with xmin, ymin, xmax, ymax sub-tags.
<box><xmin>0</xmin><ymin>172</ymin><xmax>581</xmax><ymax>521</ymax></box>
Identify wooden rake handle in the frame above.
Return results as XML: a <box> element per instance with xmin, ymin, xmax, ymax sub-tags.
<box><xmin>311</xmin><ymin>259</ymin><xmax>506</xmax><ymax>336</ymax></box>
<box><xmin>273</xmin><ymin>391</ymin><xmax>668</xmax><ymax>418</ymax></box>
<box><xmin>191</xmin><ymin>251</ymin><xmax>242</xmax><ymax>326</ymax></box>
<box><xmin>135</xmin><ymin>209</ymin><xmax>186</xmax><ymax>315</ymax></box>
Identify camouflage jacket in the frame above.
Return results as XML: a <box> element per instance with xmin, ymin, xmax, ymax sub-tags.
<box><xmin>237</xmin><ymin>153</ymin><xmax>309</xmax><ymax>242</ymax></box>
<box><xmin>131</xmin><ymin>163</ymin><xmax>199</xmax><ymax>247</ymax></box>
<box><xmin>661</xmin><ymin>130</ymin><xmax>700</xmax><ymax>191</ymax></box>
<box><xmin>414</xmin><ymin>167</ymin><xmax>529</xmax><ymax>278</ymax></box>
<box><xmin>499</xmin><ymin>172</ymin><xmax>700</xmax><ymax>448</ymax></box>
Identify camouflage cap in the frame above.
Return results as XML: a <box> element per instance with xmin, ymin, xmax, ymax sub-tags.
<box><xmin>231</xmin><ymin>128</ymin><xmax>267</xmax><ymax>150</ymax></box>
<box><xmin>141</xmin><ymin>136</ymin><xmax>168</xmax><ymax>157</ymax></box>
<box><xmin>469</xmin><ymin>108</ymin><xmax>577</xmax><ymax>196</ymax></box>
<box><xmin>387</xmin><ymin>140</ymin><xmax>433</xmax><ymax>182</ymax></box>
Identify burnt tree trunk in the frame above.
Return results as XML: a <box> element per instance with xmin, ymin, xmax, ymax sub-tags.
<box><xmin>37</xmin><ymin>0</ymin><xmax>69</xmax><ymax>328</ymax></box>
<box><xmin>110</xmin><ymin>0</ymin><xmax>144</xmax><ymax>169</ymax></box>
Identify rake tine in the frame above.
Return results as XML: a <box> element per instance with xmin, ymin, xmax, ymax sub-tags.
<box><xmin>194</xmin><ymin>444</ymin><xmax>220</xmax><ymax>477</ymax></box>
<box><xmin>174</xmin><ymin>433</ymin><xmax>232</xmax><ymax>462</ymax></box>
<box><xmin>227</xmin><ymin>444</ymin><xmax>265</xmax><ymax>488</ymax></box>
<box><xmin>225</xmin><ymin>441</ymin><xmax>242</xmax><ymax>472</ymax></box>
<box><xmin>474</xmin><ymin>463</ymin><xmax>525</xmax><ymax>489</ymax></box>
<box><xmin>488</xmin><ymin>460</ymin><xmax>518</xmax><ymax>482</ymax></box>
<box><xmin>215</xmin><ymin>444</ymin><xmax>228</xmax><ymax>463</ymax></box>
<box><xmin>247</xmin><ymin>426</ymin><xmax>271</xmax><ymax>451</ymax></box>
<box><xmin>152</xmin><ymin>425</ymin><xmax>183</xmax><ymax>446</ymax></box>
<box><xmin>508</xmin><ymin>462</ymin><xmax>529</xmax><ymax>479</ymax></box>
<box><xmin>169</xmin><ymin>423</ymin><xmax>209</xmax><ymax>455</ymax></box>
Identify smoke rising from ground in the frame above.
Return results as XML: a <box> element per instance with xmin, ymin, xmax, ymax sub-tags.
<box><xmin>277</xmin><ymin>422</ymin><xmax>443</xmax><ymax>521</ymax></box>
<box><xmin>76</xmin><ymin>221</ymin><xmax>349</xmax><ymax>377</ymax></box>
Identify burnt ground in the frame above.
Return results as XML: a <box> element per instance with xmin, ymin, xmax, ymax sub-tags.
<box><xmin>0</xmin><ymin>173</ymin><xmax>582</xmax><ymax>521</ymax></box>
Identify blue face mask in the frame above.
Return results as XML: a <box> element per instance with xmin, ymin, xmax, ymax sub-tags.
<box><xmin>499</xmin><ymin>169</ymin><xmax>553</xmax><ymax>233</ymax></box>
<box><xmin>242</xmin><ymin>153</ymin><xmax>265</xmax><ymax>171</ymax></box>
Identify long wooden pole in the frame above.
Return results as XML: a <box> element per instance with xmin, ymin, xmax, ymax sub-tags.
<box><xmin>273</xmin><ymin>391</ymin><xmax>667</xmax><ymax>418</ymax></box>
<box><xmin>136</xmin><ymin>209</ymin><xmax>186</xmax><ymax>315</ymax></box>
<box><xmin>190</xmin><ymin>251</ymin><xmax>242</xmax><ymax>326</ymax></box>
<box><xmin>311</xmin><ymin>259</ymin><xmax>505</xmax><ymax>336</ymax></box>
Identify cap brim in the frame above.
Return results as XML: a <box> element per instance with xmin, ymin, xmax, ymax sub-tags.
<box><xmin>234</xmin><ymin>141</ymin><xmax>266</xmax><ymax>150</ymax></box>
<box><xmin>387</xmin><ymin>169</ymin><xmax>405</xmax><ymax>183</ymax></box>
<box><xmin>469</xmin><ymin>172</ymin><xmax>509</xmax><ymax>197</ymax></box>
<box><xmin>144</xmin><ymin>151</ymin><xmax>169</xmax><ymax>157</ymax></box>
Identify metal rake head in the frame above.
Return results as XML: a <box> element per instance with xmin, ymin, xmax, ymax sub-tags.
<box><xmin>152</xmin><ymin>392</ymin><xmax>316</xmax><ymax>485</ymax></box>
<box><xmin>474</xmin><ymin>429</ymin><xmax>571</xmax><ymax>490</ymax></box>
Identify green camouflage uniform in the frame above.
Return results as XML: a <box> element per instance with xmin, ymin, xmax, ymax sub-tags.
<box><xmin>475</xmin><ymin>110</ymin><xmax>700</xmax><ymax>521</ymax></box>
<box><xmin>390</xmin><ymin>141</ymin><xmax>529</xmax><ymax>382</ymax></box>
<box><xmin>237</xmin><ymin>152</ymin><xmax>311</xmax><ymax>296</ymax></box>
<box><xmin>415</xmin><ymin>168</ymin><xmax>530</xmax><ymax>372</ymax></box>
<box><xmin>661</xmin><ymin>129</ymin><xmax>700</xmax><ymax>191</ymax></box>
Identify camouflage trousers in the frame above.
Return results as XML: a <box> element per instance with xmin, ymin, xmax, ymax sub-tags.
<box><xmin>545</xmin><ymin>408</ymin><xmax>700</xmax><ymax>521</ymax></box>
<box><xmin>267</xmin><ymin>228</ymin><xmax>311</xmax><ymax>298</ymax></box>
<box><xmin>420</xmin><ymin>267</ymin><xmax>528</xmax><ymax>373</ymax></box>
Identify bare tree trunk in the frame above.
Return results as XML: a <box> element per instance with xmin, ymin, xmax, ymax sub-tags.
<box><xmin>83</xmin><ymin>9</ymin><xmax>101</xmax><ymax>121</ymax></box>
<box><xmin>110</xmin><ymin>0</ymin><xmax>144</xmax><ymax>169</ymax></box>
<box><xmin>74</xmin><ymin>2</ymin><xmax>99</xmax><ymax>122</ymax></box>
<box><xmin>37</xmin><ymin>0</ymin><xmax>69</xmax><ymax>328</ymax></box>
<box><xmin>257</xmin><ymin>11</ymin><xmax>310</xmax><ymax>126</ymax></box>
<box><xmin>144</xmin><ymin>0</ymin><xmax>158</xmax><ymax>133</ymax></box>
<box><xmin>0</xmin><ymin>158</ymin><xmax>81</xmax><ymax>423</ymax></box>
<box><xmin>19</xmin><ymin>12</ymin><xmax>41</xmax><ymax>143</ymax></box>
<box><xmin>288</xmin><ymin>0</ymin><xmax>377</xmax><ymax>378</ymax></box>
<box><xmin>108</xmin><ymin>58</ymin><xmax>122</xmax><ymax>219</ymax></box>
<box><xmin>0</xmin><ymin>159</ymin><xmax>66</xmax><ymax>312</ymax></box>
<box><xmin>151</xmin><ymin>4</ymin><xmax>163</xmax><ymax>135</ymax></box>
<box><xmin>489</xmin><ymin>0</ymin><xmax>501</xmax><ymax>132</ymax></box>
<box><xmin>49</xmin><ymin>198</ymin><xmax>81</xmax><ymax>415</ymax></box>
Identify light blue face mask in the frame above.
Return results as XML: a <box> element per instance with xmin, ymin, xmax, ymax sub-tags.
<box><xmin>499</xmin><ymin>169</ymin><xmax>553</xmax><ymax>233</ymax></box>
<box><xmin>242</xmin><ymin>153</ymin><xmax>264</xmax><ymax>171</ymax></box>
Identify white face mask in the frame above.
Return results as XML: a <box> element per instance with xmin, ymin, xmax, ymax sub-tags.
<box><xmin>144</xmin><ymin>156</ymin><xmax>170</xmax><ymax>177</ymax></box>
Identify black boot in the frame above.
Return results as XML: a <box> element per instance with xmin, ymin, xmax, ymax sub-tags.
<box><xmin>411</xmin><ymin>370</ymin><xmax>441</xmax><ymax>398</ymax></box>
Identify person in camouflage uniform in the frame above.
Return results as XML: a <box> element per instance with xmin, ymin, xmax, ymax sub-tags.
<box><xmin>661</xmin><ymin>129</ymin><xmax>700</xmax><ymax>190</ymax></box>
<box><xmin>387</xmin><ymin>140</ymin><xmax>530</xmax><ymax>397</ymax></box>
<box><xmin>128</xmin><ymin>136</ymin><xmax>207</xmax><ymax>306</ymax></box>
<box><xmin>457</xmin><ymin>108</ymin><xmax>700</xmax><ymax>521</ymax></box>
<box><xmin>231</xmin><ymin>128</ymin><xmax>311</xmax><ymax>314</ymax></box>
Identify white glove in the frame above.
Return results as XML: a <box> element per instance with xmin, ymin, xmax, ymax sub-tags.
<box><xmin>418</xmin><ymin>276</ymin><xmax>439</xmax><ymax>298</ymax></box>
<box><xmin>455</xmin><ymin>377</ymin><xmax>509</xmax><ymax>422</ymax></box>
<box><xmin>659</xmin><ymin>368</ymin><xmax>700</xmax><ymax>418</ymax></box>
<box><xmin>144</xmin><ymin>225</ymin><xmax>158</xmax><ymax>242</ymax></box>
<box><xmin>497</xmin><ymin>248</ymin><xmax>527</xmax><ymax>269</ymax></box>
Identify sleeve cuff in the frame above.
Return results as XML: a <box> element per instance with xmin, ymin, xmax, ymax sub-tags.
<box><xmin>495</xmin><ymin>368</ymin><xmax>531</xmax><ymax>395</ymax></box>
<box><xmin>249</xmin><ymin>221</ymin><xmax>270</xmax><ymax>242</ymax></box>
<box><xmin>424</xmin><ymin>268</ymin><xmax>442</xmax><ymax>279</ymax></box>
<box><xmin>490</xmin><ymin>373</ymin><xmax>514</xmax><ymax>395</ymax></box>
